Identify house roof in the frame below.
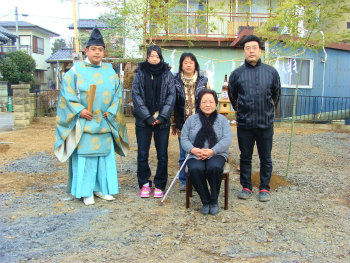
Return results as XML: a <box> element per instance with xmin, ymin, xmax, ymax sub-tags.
<box><xmin>0</xmin><ymin>21</ymin><xmax>59</xmax><ymax>37</ymax></box>
<box><xmin>46</xmin><ymin>47</ymin><xmax>73</xmax><ymax>62</ymax></box>
<box><xmin>0</xmin><ymin>25</ymin><xmax>17</xmax><ymax>39</ymax></box>
<box><xmin>0</xmin><ymin>31</ymin><xmax>9</xmax><ymax>43</ymax></box>
<box><xmin>230</xmin><ymin>28</ymin><xmax>350</xmax><ymax>51</ymax></box>
<box><xmin>229</xmin><ymin>28</ymin><xmax>255</xmax><ymax>47</ymax></box>
<box><xmin>327</xmin><ymin>42</ymin><xmax>350</xmax><ymax>52</ymax></box>
<box><xmin>68</xmin><ymin>19</ymin><xmax>108</xmax><ymax>30</ymax></box>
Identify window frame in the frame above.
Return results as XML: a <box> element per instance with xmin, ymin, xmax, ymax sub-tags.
<box><xmin>32</xmin><ymin>36</ymin><xmax>44</xmax><ymax>55</ymax></box>
<box><xmin>279</xmin><ymin>57</ymin><xmax>314</xmax><ymax>89</ymax></box>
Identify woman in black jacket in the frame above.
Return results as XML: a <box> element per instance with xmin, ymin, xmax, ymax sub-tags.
<box><xmin>132</xmin><ymin>45</ymin><xmax>176</xmax><ymax>198</ymax></box>
<box><xmin>172</xmin><ymin>53</ymin><xmax>209</xmax><ymax>191</ymax></box>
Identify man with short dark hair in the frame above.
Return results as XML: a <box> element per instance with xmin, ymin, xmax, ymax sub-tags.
<box><xmin>228</xmin><ymin>34</ymin><xmax>281</xmax><ymax>202</ymax></box>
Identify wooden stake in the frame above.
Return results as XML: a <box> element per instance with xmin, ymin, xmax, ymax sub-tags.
<box><xmin>87</xmin><ymin>84</ymin><xmax>97</xmax><ymax>113</ymax></box>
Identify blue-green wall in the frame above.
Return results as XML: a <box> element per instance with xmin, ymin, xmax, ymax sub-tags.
<box><xmin>162</xmin><ymin>47</ymin><xmax>244</xmax><ymax>92</ymax></box>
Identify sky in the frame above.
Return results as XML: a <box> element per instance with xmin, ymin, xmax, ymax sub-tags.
<box><xmin>1</xmin><ymin>0</ymin><xmax>109</xmax><ymax>44</ymax></box>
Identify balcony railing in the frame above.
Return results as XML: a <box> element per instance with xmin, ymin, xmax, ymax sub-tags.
<box><xmin>152</xmin><ymin>12</ymin><xmax>271</xmax><ymax>38</ymax></box>
<box><xmin>0</xmin><ymin>45</ymin><xmax>32</xmax><ymax>55</ymax></box>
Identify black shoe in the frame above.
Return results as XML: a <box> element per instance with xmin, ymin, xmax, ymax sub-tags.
<box><xmin>209</xmin><ymin>204</ymin><xmax>219</xmax><ymax>215</ymax></box>
<box><xmin>202</xmin><ymin>204</ymin><xmax>210</xmax><ymax>215</ymax></box>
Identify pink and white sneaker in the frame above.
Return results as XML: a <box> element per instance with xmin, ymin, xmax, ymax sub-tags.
<box><xmin>139</xmin><ymin>185</ymin><xmax>151</xmax><ymax>198</ymax></box>
<box><xmin>153</xmin><ymin>188</ymin><xmax>164</xmax><ymax>198</ymax></box>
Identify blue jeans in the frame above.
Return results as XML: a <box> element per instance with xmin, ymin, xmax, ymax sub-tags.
<box><xmin>178</xmin><ymin>137</ymin><xmax>186</xmax><ymax>185</ymax></box>
<box><xmin>136</xmin><ymin>125</ymin><xmax>170</xmax><ymax>191</ymax></box>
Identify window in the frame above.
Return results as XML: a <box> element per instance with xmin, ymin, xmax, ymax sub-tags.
<box><xmin>33</xmin><ymin>36</ymin><xmax>44</xmax><ymax>54</ymax></box>
<box><xmin>277</xmin><ymin>58</ymin><xmax>313</xmax><ymax>89</ymax></box>
<box><xmin>188</xmin><ymin>0</ymin><xmax>206</xmax><ymax>34</ymax></box>
<box><xmin>34</xmin><ymin>70</ymin><xmax>44</xmax><ymax>82</ymax></box>
<box><xmin>236</xmin><ymin>0</ymin><xmax>274</xmax><ymax>14</ymax></box>
<box><xmin>168</xmin><ymin>0</ymin><xmax>207</xmax><ymax>34</ymax></box>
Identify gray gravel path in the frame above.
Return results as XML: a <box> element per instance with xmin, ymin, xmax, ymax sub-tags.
<box><xmin>1</xmin><ymin>129</ymin><xmax>349</xmax><ymax>263</ymax></box>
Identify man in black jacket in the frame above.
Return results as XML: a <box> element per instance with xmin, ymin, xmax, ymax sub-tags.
<box><xmin>228</xmin><ymin>35</ymin><xmax>281</xmax><ymax>202</ymax></box>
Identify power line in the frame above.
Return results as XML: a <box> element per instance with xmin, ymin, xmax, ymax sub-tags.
<box><xmin>22</xmin><ymin>14</ymin><xmax>73</xmax><ymax>20</ymax></box>
<box><xmin>0</xmin><ymin>14</ymin><xmax>12</xmax><ymax>18</ymax></box>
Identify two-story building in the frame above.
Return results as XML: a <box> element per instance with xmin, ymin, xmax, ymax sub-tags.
<box><xmin>140</xmin><ymin>2</ymin><xmax>349</xmax><ymax>88</ymax></box>
<box><xmin>138</xmin><ymin>0</ymin><xmax>350</xmax><ymax>121</ymax></box>
<box><xmin>0</xmin><ymin>21</ymin><xmax>59</xmax><ymax>84</ymax></box>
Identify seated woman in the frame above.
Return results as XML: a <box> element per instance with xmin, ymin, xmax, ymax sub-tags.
<box><xmin>181</xmin><ymin>90</ymin><xmax>232</xmax><ymax>215</ymax></box>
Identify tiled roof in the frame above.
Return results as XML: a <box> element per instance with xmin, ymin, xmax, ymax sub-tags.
<box><xmin>0</xmin><ymin>31</ymin><xmax>9</xmax><ymax>43</ymax></box>
<box><xmin>0</xmin><ymin>21</ymin><xmax>36</xmax><ymax>27</ymax></box>
<box><xmin>0</xmin><ymin>25</ymin><xmax>17</xmax><ymax>39</ymax></box>
<box><xmin>0</xmin><ymin>21</ymin><xmax>59</xmax><ymax>37</ymax></box>
<box><xmin>68</xmin><ymin>19</ymin><xmax>108</xmax><ymax>29</ymax></box>
<box><xmin>46</xmin><ymin>47</ymin><xmax>73</xmax><ymax>62</ymax></box>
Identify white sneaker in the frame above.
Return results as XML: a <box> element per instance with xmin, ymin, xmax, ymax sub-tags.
<box><xmin>94</xmin><ymin>191</ymin><xmax>116</xmax><ymax>201</ymax></box>
<box><xmin>83</xmin><ymin>195</ymin><xmax>95</xmax><ymax>205</ymax></box>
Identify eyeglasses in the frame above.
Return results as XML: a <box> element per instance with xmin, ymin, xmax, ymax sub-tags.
<box><xmin>244</xmin><ymin>45</ymin><xmax>259</xmax><ymax>51</ymax></box>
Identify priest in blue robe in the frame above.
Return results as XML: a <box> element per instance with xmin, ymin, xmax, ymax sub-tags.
<box><xmin>54</xmin><ymin>27</ymin><xmax>129</xmax><ymax>205</ymax></box>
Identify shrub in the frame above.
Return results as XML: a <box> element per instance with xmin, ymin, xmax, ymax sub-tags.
<box><xmin>0</xmin><ymin>51</ymin><xmax>36</xmax><ymax>84</ymax></box>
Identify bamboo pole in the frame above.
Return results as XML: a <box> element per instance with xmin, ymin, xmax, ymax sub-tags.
<box><xmin>72</xmin><ymin>0</ymin><xmax>81</xmax><ymax>61</ymax></box>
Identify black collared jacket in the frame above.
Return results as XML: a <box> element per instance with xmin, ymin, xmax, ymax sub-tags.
<box><xmin>228</xmin><ymin>59</ymin><xmax>281</xmax><ymax>129</ymax></box>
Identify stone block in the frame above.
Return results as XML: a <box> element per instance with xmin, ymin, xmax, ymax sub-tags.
<box><xmin>14</xmin><ymin>105</ymin><xmax>25</xmax><ymax>113</ymax></box>
<box><xmin>12</xmin><ymin>84</ymin><xmax>30</xmax><ymax>90</ymax></box>
<box><xmin>24</xmin><ymin>112</ymin><xmax>31</xmax><ymax>119</ymax></box>
<box><xmin>12</xmin><ymin>97</ymin><xmax>23</xmax><ymax>105</ymax></box>
<box><xmin>24</xmin><ymin>103</ymin><xmax>31</xmax><ymax>112</ymax></box>
<box><xmin>14</xmin><ymin>112</ymin><xmax>27</xmax><ymax>120</ymax></box>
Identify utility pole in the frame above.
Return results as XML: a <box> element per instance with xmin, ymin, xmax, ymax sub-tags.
<box><xmin>72</xmin><ymin>0</ymin><xmax>81</xmax><ymax>61</ymax></box>
<box><xmin>15</xmin><ymin>6</ymin><xmax>19</xmax><ymax>50</ymax></box>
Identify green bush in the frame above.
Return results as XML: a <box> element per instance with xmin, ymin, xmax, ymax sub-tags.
<box><xmin>0</xmin><ymin>51</ymin><xmax>36</xmax><ymax>84</ymax></box>
<box><xmin>0</xmin><ymin>57</ymin><xmax>21</xmax><ymax>84</ymax></box>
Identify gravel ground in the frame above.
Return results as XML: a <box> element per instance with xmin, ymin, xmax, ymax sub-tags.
<box><xmin>0</xmin><ymin>119</ymin><xmax>349</xmax><ymax>263</ymax></box>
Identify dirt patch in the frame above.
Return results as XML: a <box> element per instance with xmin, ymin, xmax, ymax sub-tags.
<box><xmin>1</xmin><ymin>117</ymin><xmax>350</xmax><ymax>263</ymax></box>
<box><xmin>0</xmin><ymin>144</ymin><xmax>10</xmax><ymax>153</ymax></box>
<box><xmin>251</xmin><ymin>172</ymin><xmax>291</xmax><ymax>190</ymax></box>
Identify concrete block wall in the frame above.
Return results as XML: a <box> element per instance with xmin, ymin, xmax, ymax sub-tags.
<box><xmin>12</xmin><ymin>84</ymin><xmax>31</xmax><ymax>128</ymax></box>
<box><xmin>0</xmin><ymin>81</ymin><xmax>8</xmax><ymax>110</ymax></box>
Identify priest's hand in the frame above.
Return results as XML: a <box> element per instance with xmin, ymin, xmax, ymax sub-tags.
<box><xmin>80</xmin><ymin>108</ymin><xmax>93</xmax><ymax>120</ymax></box>
<box><xmin>103</xmin><ymin>112</ymin><xmax>110</xmax><ymax>119</ymax></box>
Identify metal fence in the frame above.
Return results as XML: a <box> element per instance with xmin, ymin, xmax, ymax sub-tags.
<box><xmin>34</xmin><ymin>89</ymin><xmax>60</xmax><ymax>117</ymax></box>
<box><xmin>122</xmin><ymin>89</ymin><xmax>133</xmax><ymax>116</ymax></box>
<box><xmin>275</xmin><ymin>95</ymin><xmax>350</xmax><ymax>122</ymax></box>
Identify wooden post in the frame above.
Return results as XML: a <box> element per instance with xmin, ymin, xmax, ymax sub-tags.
<box><xmin>72</xmin><ymin>0</ymin><xmax>82</xmax><ymax>61</ymax></box>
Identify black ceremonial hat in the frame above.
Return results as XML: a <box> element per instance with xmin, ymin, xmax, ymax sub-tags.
<box><xmin>86</xmin><ymin>26</ymin><xmax>105</xmax><ymax>48</ymax></box>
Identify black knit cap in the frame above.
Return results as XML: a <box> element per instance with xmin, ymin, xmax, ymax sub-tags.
<box><xmin>86</xmin><ymin>27</ymin><xmax>105</xmax><ymax>48</ymax></box>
